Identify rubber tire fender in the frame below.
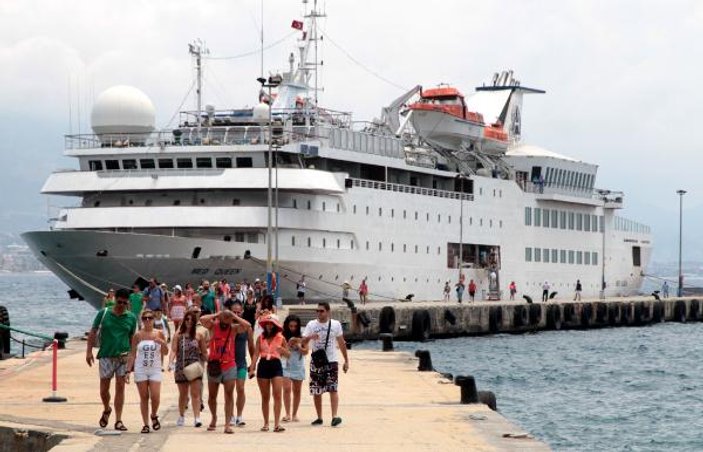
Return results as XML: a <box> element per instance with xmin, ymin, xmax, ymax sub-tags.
<box><xmin>652</xmin><ymin>301</ymin><xmax>664</xmax><ymax>323</ymax></box>
<box><xmin>0</xmin><ymin>305</ymin><xmax>9</xmax><ymax>355</ymax></box>
<box><xmin>689</xmin><ymin>299</ymin><xmax>700</xmax><ymax>321</ymax></box>
<box><xmin>580</xmin><ymin>303</ymin><xmax>592</xmax><ymax>328</ymax></box>
<box><xmin>563</xmin><ymin>304</ymin><xmax>575</xmax><ymax>323</ymax></box>
<box><xmin>528</xmin><ymin>303</ymin><xmax>541</xmax><ymax>326</ymax></box>
<box><xmin>595</xmin><ymin>303</ymin><xmax>608</xmax><ymax>324</ymax></box>
<box><xmin>443</xmin><ymin>309</ymin><xmax>457</xmax><ymax>326</ymax></box>
<box><xmin>513</xmin><ymin>305</ymin><xmax>528</xmax><ymax>327</ymax></box>
<box><xmin>411</xmin><ymin>310</ymin><xmax>431</xmax><ymax>341</ymax></box>
<box><xmin>357</xmin><ymin>311</ymin><xmax>372</xmax><ymax>328</ymax></box>
<box><xmin>546</xmin><ymin>304</ymin><xmax>562</xmax><ymax>330</ymax></box>
<box><xmin>674</xmin><ymin>300</ymin><xmax>687</xmax><ymax>323</ymax></box>
<box><xmin>379</xmin><ymin>306</ymin><xmax>396</xmax><ymax>333</ymax></box>
<box><xmin>489</xmin><ymin>306</ymin><xmax>503</xmax><ymax>333</ymax></box>
<box><xmin>633</xmin><ymin>302</ymin><xmax>644</xmax><ymax>325</ymax></box>
<box><xmin>608</xmin><ymin>304</ymin><xmax>621</xmax><ymax>326</ymax></box>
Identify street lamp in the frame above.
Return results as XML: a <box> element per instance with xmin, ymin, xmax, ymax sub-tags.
<box><xmin>455</xmin><ymin>174</ymin><xmax>467</xmax><ymax>282</ymax></box>
<box><xmin>677</xmin><ymin>189</ymin><xmax>687</xmax><ymax>297</ymax></box>
<box><xmin>254</xmin><ymin>76</ymin><xmax>281</xmax><ymax>297</ymax></box>
<box><xmin>597</xmin><ymin>189</ymin><xmax>610</xmax><ymax>299</ymax></box>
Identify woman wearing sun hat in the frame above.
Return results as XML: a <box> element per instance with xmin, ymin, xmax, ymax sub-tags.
<box><xmin>249</xmin><ymin>314</ymin><xmax>290</xmax><ymax>432</ymax></box>
<box><xmin>170</xmin><ymin>285</ymin><xmax>187</xmax><ymax>331</ymax></box>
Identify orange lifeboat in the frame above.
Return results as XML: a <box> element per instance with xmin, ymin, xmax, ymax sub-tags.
<box><xmin>483</xmin><ymin>123</ymin><xmax>508</xmax><ymax>142</ymax></box>
<box><xmin>409</xmin><ymin>86</ymin><xmax>484</xmax><ymax>123</ymax></box>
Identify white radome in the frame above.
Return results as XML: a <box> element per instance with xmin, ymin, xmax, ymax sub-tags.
<box><xmin>90</xmin><ymin>85</ymin><xmax>156</xmax><ymax>137</ymax></box>
<box><xmin>252</xmin><ymin>102</ymin><xmax>270</xmax><ymax>123</ymax></box>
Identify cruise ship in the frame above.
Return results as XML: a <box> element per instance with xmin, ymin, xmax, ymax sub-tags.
<box><xmin>22</xmin><ymin>2</ymin><xmax>652</xmax><ymax>309</ymax></box>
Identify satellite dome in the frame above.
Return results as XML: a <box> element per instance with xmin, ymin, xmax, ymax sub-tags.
<box><xmin>91</xmin><ymin>86</ymin><xmax>156</xmax><ymax>139</ymax></box>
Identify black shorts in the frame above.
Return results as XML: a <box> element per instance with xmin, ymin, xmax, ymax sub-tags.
<box><xmin>297</xmin><ymin>291</ymin><xmax>305</xmax><ymax>298</ymax></box>
<box><xmin>257</xmin><ymin>359</ymin><xmax>283</xmax><ymax>379</ymax></box>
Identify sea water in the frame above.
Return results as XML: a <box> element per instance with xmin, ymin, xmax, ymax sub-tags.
<box><xmin>3</xmin><ymin>274</ymin><xmax>703</xmax><ymax>450</ymax></box>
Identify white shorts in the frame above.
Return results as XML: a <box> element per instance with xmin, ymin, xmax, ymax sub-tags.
<box><xmin>134</xmin><ymin>366</ymin><xmax>162</xmax><ymax>383</ymax></box>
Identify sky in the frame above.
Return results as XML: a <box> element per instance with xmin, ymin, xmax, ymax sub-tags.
<box><xmin>0</xmin><ymin>0</ymin><xmax>702</xmax><ymax>263</ymax></box>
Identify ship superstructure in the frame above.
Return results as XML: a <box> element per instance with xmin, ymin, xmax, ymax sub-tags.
<box><xmin>22</xmin><ymin>2</ymin><xmax>652</xmax><ymax>308</ymax></box>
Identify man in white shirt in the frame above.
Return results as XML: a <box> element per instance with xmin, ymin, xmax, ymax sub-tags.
<box><xmin>542</xmin><ymin>281</ymin><xmax>550</xmax><ymax>302</ymax></box>
<box><xmin>303</xmin><ymin>302</ymin><xmax>349</xmax><ymax>427</ymax></box>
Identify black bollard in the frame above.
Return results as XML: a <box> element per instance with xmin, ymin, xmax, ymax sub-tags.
<box><xmin>0</xmin><ymin>305</ymin><xmax>10</xmax><ymax>359</ymax></box>
<box><xmin>455</xmin><ymin>375</ymin><xmax>479</xmax><ymax>404</ymax></box>
<box><xmin>414</xmin><ymin>350</ymin><xmax>433</xmax><ymax>371</ymax></box>
<box><xmin>54</xmin><ymin>332</ymin><xmax>69</xmax><ymax>350</ymax></box>
<box><xmin>478</xmin><ymin>390</ymin><xmax>497</xmax><ymax>411</ymax></box>
<box><xmin>380</xmin><ymin>333</ymin><xmax>394</xmax><ymax>351</ymax></box>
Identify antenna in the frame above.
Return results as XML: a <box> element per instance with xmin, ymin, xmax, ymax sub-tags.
<box><xmin>67</xmin><ymin>77</ymin><xmax>73</xmax><ymax>135</ymax></box>
<box><xmin>76</xmin><ymin>76</ymin><xmax>81</xmax><ymax>137</ymax></box>
<box><xmin>304</xmin><ymin>0</ymin><xmax>325</xmax><ymax>120</ymax></box>
<box><xmin>189</xmin><ymin>40</ymin><xmax>210</xmax><ymax>139</ymax></box>
<box><xmin>260</xmin><ymin>0</ymin><xmax>264</xmax><ymax>78</ymax></box>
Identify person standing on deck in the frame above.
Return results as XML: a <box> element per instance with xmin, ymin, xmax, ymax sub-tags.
<box><xmin>358</xmin><ymin>279</ymin><xmax>369</xmax><ymax>305</ymax></box>
<box><xmin>468</xmin><ymin>279</ymin><xmax>477</xmax><ymax>302</ymax></box>
<box><xmin>509</xmin><ymin>281</ymin><xmax>517</xmax><ymax>301</ymax></box>
<box><xmin>296</xmin><ymin>276</ymin><xmax>307</xmax><ymax>305</ymax></box>
<box><xmin>574</xmin><ymin>279</ymin><xmax>583</xmax><ymax>301</ymax></box>
<box><xmin>302</xmin><ymin>302</ymin><xmax>349</xmax><ymax>427</ymax></box>
<box><xmin>662</xmin><ymin>281</ymin><xmax>670</xmax><ymax>298</ymax></box>
<box><xmin>456</xmin><ymin>279</ymin><xmax>465</xmax><ymax>303</ymax></box>
<box><xmin>443</xmin><ymin>281</ymin><xmax>451</xmax><ymax>302</ymax></box>
<box><xmin>86</xmin><ymin>288</ymin><xmax>137</xmax><ymax>432</ymax></box>
<box><xmin>542</xmin><ymin>281</ymin><xmax>550</xmax><ymax>302</ymax></box>
<box><xmin>144</xmin><ymin>279</ymin><xmax>164</xmax><ymax>312</ymax></box>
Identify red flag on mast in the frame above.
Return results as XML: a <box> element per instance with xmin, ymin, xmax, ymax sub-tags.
<box><xmin>291</xmin><ymin>20</ymin><xmax>303</xmax><ymax>30</ymax></box>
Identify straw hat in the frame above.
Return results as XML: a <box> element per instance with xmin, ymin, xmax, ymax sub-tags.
<box><xmin>258</xmin><ymin>314</ymin><xmax>282</xmax><ymax>329</ymax></box>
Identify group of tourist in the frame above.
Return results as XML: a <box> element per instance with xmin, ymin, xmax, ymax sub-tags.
<box><xmin>86</xmin><ymin>278</ymin><xmax>349</xmax><ymax>434</ymax></box>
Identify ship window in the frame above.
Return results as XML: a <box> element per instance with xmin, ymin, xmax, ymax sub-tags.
<box><xmin>437</xmin><ymin>214</ymin><xmax>441</xmax><ymax>223</ymax></box>
<box><xmin>593</xmin><ymin>252</ymin><xmax>598</xmax><ymax>265</ymax></box>
<box><xmin>534</xmin><ymin>248</ymin><xmax>541</xmax><ymax>262</ymax></box>
<box><xmin>391</xmin><ymin>243</ymin><xmax>394</xmax><ymax>252</ymax></box>
<box><xmin>235</xmin><ymin>233</ymin><xmax>244</xmax><ymax>242</ymax></box>
<box><xmin>177</xmin><ymin>158</ymin><xmax>193</xmax><ymax>168</ymax></box>
<box><xmin>470</xmin><ymin>217</ymin><xmax>473</xmax><ymax>225</ymax></box>
<box><xmin>93</xmin><ymin>201</ymin><xmax>101</xmax><ymax>207</ymax></box>
<box><xmin>89</xmin><ymin>160</ymin><xmax>103</xmax><ymax>171</ymax></box>
<box><xmin>122</xmin><ymin>160</ymin><xmax>136</xmax><ymax>170</ymax></box>
<box><xmin>403</xmin><ymin>210</ymin><xmax>407</xmax><ymax>219</ymax></box>
<box><xmin>378</xmin><ymin>242</ymin><xmax>382</xmax><ymax>251</ymax></box>
<box><xmin>426</xmin><ymin>246</ymin><xmax>429</xmax><ymax>254</ymax></box>
<box><xmin>551</xmin><ymin>209</ymin><xmax>558</xmax><ymax>228</ymax></box>
<box><xmin>145</xmin><ymin>199</ymin><xmax>152</xmax><ymax>206</ymax></box>
<box><xmin>449</xmin><ymin>216</ymin><xmax>451</xmax><ymax>224</ymax></box>
<box><xmin>585</xmin><ymin>252</ymin><xmax>591</xmax><ymax>265</ymax></box>
<box><xmin>366</xmin><ymin>241</ymin><xmax>369</xmax><ymax>250</ymax></box>
<box><xmin>415</xmin><ymin>245</ymin><xmax>419</xmax><ymax>253</ymax></box>
<box><xmin>292</xmin><ymin>236</ymin><xmax>295</xmax><ymax>246</ymax></box>
<box><xmin>105</xmin><ymin>160</ymin><xmax>120</xmax><ymax>170</ymax></box>
<box><xmin>308</xmin><ymin>200</ymin><xmax>311</xmax><ymax>210</ymax></box>
<box><xmin>173</xmin><ymin>200</ymin><xmax>181</xmax><ymax>205</ymax></box>
<box><xmin>323</xmin><ymin>202</ymin><xmax>326</xmax><ymax>211</ymax></box>
<box><xmin>139</xmin><ymin>159</ymin><xmax>155</xmax><ymax>169</ymax></box>
<box><xmin>525</xmin><ymin>247</ymin><xmax>532</xmax><ymax>262</ymax></box>
<box><xmin>568</xmin><ymin>250</ymin><xmax>575</xmax><ymax>264</ymax></box>
<box><xmin>560</xmin><ymin>250</ymin><xmax>566</xmax><ymax>263</ymax></box>
<box><xmin>415</xmin><ymin>211</ymin><xmax>418</xmax><ymax>220</ymax></box>
<box><xmin>224</xmin><ymin>235</ymin><xmax>231</xmax><ymax>242</ymax></box>
<box><xmin>437</xmin><ymin>246</ymin><xmax>441</xmax><ymax>255</ymax></box>
<box><xmin>568</xmin><ymin>212</ymin><xmax>575</xmax><ymax>230</ymax></box>
<box><xmin>534</xmin><ymin>208</ymin><xmax>541</xmax><ymax>226</ymax></box>
<box><xmin>294</xmin><ymin>199</ymin><xmax>298</xmax><ymax>209</ymax></box>
<box><xmin>543</xmin><ymin>248</ymin><xmax>550</xmax><ymax>263</ymax></box>
<box><xmin>543</xmin><ymin>209</ymin><xmax>550</xmax><ymax>228</ymax></box>
<box><xmin>632</xmin><ymin>246</ymin><xmax>641</xmax><ymax>266</ymax></box>
<box><xmin>576</xmin><ymin>251</ymin><xmax>583</xmax><ymax>264</ymax></box>
<box><xmin>337</xmin><ymin>239</ymin><xmax>340</xmax><ymax>248</ymax></box>
<box><xmin>366</xmin><ymin>206</ymin><xmax>370</xmax><ymax>215</ymax></box>
<box><xmin>236</xmin><ymin>157</ymin><xmax>253</xmax><ymax>168</ymax></box>
<box><xmin>584</xmin><ymin>215</ymin><xmax>591</xmax><ymax>231</ymax></box>
<box><xmin>158</xmin><ymin>159</ymin><xmax>174</xmax><ymax>169</ymax></box>
<box><xmin>232</xmin><ymin>199</ymin><xmax>240</xmax><ymax>206</ymax></box>
<box><xmin>489</xmin><ymin>219</ymin><xmax>493</xmax><ymax>227</ymax></box>
<box><xmin>403</xmin><ymin>244</ymin><xmax>407</xmax><ymax>253</ymax></box>
<box><xmin>351</xmin><ymin>240</ymin><xmax>355</xmax><ymax>249</ymax></box>
<box><xmin>480</xmin><ymin>219</ymin><xmax>483</xmax><ymax>226</ymax></box>
<box><xmin>323</xmin><ymin>238</ymin><xmax>326</xmax><ymax>248</ymax></box>
<box><xmin>576</xmin><ymin>213</ymin><xmax>583</xmax><ymax>231</ymax></box>
<box><xmin>378</xmin><ymin>207</ymin><xmax>382</xmax><ymax>216</ymax></box>
<box><xmin>337</xmin><ymin>203</ymin><xmax>340</xmax><ymax>212</ymax></box>
<box><xmin>308</xmin><ymin>237</ymin><xmax>311</xmax><ymax>247</ymax></box>
<box><xmin>353</xmin><ymin>205</ymin><xmax>356</xmax><ymax>214</ymax></box>
<box><xmin>391</xmin><ymin>209</ymin><xmax>394</xmax><ymax>218</ymax></box>
<box><xmin>192</xmin><ymin>247</ymin><xmax>201</xmax><ymax>259</ymax></box>
<box><xmin>215</xmin><ymin>157</ymin><xmax>232</xmax><ymax>168</ymax></box>
<box><xmin>500</xmin><ymin>220</ymin><xmax>503</xmax><ymax>228</ymax></box>
<box><xmin>427</xmin><ymin>213</ymin><xmax>430</xmax><ymax>222</ymax></box>
<box><xmin>560</xmin><ymin>211</ymin><xmax>566</xmax><ymax>229</ymax></box>
<box><xmin>196</xmin><ymin>157</ymin><xmax>212</xmax><ymax>168</ymax></box>
<box><xmin>247</xmin><ymin>232</ymin><xmax>258</xmax><ymax>243</ymax></box>
<box><xmin>524</xmin><ymin>207</ymin><xmax>532</xmax><ymax>226</ymax></box>
<box><xmin>552</xmin><ymin>249</ymin><xmax>558</xmax><ymax>263</ymax></box>
<box><xmin>592</xmin><ymin>215</ymin><xmax>598</xmax><ymax>233</ymax></box>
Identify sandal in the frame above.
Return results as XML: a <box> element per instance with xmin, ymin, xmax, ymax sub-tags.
<box><xmin>260</xmin><ymin>426</ymin><xmax>269</xmax><ymax>432</ymax></box>
<box><xmin>224</xmin><ymin>426</ymin><xmax>234</xmax><ymax>434</ymax></box>
<box><xmin>141</xmin><ymin>425</ymin><xmax>150</xmax><ymax>434</ymax></box>
<box><xmin>207</xmin><ymin>424</ymin><xmax>217</xmax><ymax>432</ymax></box>
<box><xmin>114</xmin><ymin>420</ymin><xmax>128</xmax><ymax>431</ymax></box>
<box><xmin>274</xmin><ymin>426</ymin><xmax>285</xmax><ymax>433</ymax></box>
<box><xmin>281</xmin><ymin>416</ymin><xmax>290</xmax><ymax>423</ymax></box>
<box><xmin>151</xmin><ymin>415</ymin><xmax>161</xmax><ymax>431</ymax></box>
<box><xmin>99</xmin><ymin>407</ymin><xmax>112</xmax><ymax>428</ymax></box>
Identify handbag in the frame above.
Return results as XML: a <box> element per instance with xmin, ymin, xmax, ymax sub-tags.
<box><xmin>95</xmin><ymin>308</ymin><xmax>108</xmax><ymax>348</ymax></box>
<box><xmin>207</xmin><ymin>326</ymin><xmax>231</xmax><ymax>378</ymax></box>
<box><xmin>311</xmin><ymin>320</ymin><xmax>332</xmax><ymax>367</ymax></box>
<box><xmin>181</xmin><ymin>336</ymin><xmax>204</xmax><ymax>381</ymax></box>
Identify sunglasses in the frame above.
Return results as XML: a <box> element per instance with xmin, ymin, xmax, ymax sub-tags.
<box><xmin>316</xmin><ymin>309</ymin><xmax>326</xmax><ymax>313</ymax></box>
<box><xmin>142</xmin><ymin>316</ymin><xmax>154</xmax><ymax>321</ymax></box>
<box><xmin>117</xmin><ymin>300</ymin><xmax>129</xmax><ymax>306</ymax></box>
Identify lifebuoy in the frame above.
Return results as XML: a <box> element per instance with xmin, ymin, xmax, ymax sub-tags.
<box><xmin>379</xmin><ymin>306</ymin><xmax>396</xmax><ymax>333</ymax></box>
<box><xmin>546</xmin><ymin>304</ymin><xmax>562</xmax><ymax>330</ymax></box>
<box><xmin>411</xmin><ymin>310</ymin><xmax>431</xmax><ymax>341</ymax></box>
<box><xmin>489</xmin><ymin>306</ymin><xmax>503</xmax><ymax>333</ymax></box>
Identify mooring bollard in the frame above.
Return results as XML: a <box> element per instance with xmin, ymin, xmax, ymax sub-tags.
<box><xmin>478</xmin><ymin>390</ymin><xmax>497</xmax><ymax>411</ymax></box>
<box><xmin>455</xmin><ymin>375</ymin><xmax>479</xmax><ymax>404</ymax></box>
<box><xmin>415</xmin><ymin>349</ymin><xmax>433</xmax><ymax>371</ymax></box>
<box><xmin>53</xmin><ymin>332</ymin><xmax>68</xmax><ymax>350</ymax></box>
<box><xmin>380</xmin><ymin>333</ymin><xmax>394</xmax><ymax>351</ymax></box>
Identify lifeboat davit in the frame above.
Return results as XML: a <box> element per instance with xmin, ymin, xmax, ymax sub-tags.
<box><xmin>408</xmin><ymin>85</ymin><xmax>509</xmax><ymax>154</ymax></box>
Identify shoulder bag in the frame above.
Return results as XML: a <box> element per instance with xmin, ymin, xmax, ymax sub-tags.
<box><xmin>182</xmin><ymin>335</ymin><xmax>204</xmax><ymax>381</ymax></box>
<box><xmin>311</xmin><ymin>321</ymin><xmax>332</xmax><ymax>367</ymax></box>
<box><xmin>95</xmin><ymin>308</ymin><xmax>108</xmax><ymax>348</ymax></box>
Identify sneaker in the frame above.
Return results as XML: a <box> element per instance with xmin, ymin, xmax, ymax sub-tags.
<box><xmin>331</xmin><ymin>417</ymin><xmax>342</xmax><ymax>427</ymax></box>
<box><xmin>194</xmin><ymin>418</ymin><xmax>202</xmax><ymax>428</ymax></box>
<box><xmin>176</xmin><ymin>416</ymin><xmax>185</xmax><ymax>427</ymax></box>
<box><xmin>311</xmin><ymin>418</ymin><xmax>323</xmax><ymax>426</ymax></box>
<box><xmin>230</xmin><ymin>417</ymin><xmax>238</xmax><ymax>426</ymax></box>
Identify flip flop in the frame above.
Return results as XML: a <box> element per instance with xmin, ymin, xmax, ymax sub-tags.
<box><xmin>207</xmin><ymin>424</ymin><xmax>217</xmax><ymax>432</ymax></box>
<box><xmin>114</xmin><ymin>421</ymin><xmax>128</xmax><ymax>431</ymax></box>
<box><xmin>99</xmin><ymin>407</ymin><xmax>112</xmax><ymax>428</ymax></box>
<box><xmin>281</xmin><ymin>416</ymin><xmax>290</xmax><ymax>423</ymax></box>
<box><xmin>224</xmin><ymin>426</ymin><xmax>234</xmax><ymax>434</ymax></box>
<box><xmin>274</xmin><ymin>426</ymin><xmax>285</xmax><ymax>433</ymax></box>
<box><xmin>151</xmin><ymin>415</ymin><xmax>161</xmax><ymax>431</ymax></box>
<box><xmin>141</xmin><ymin>425</ymin><xmax>150</xmax><ymax>434</ymax></box>
<box><xmin>260</xmin><ymin>426</ymin><xmax>269</xmax><ymax>432</ymax></box>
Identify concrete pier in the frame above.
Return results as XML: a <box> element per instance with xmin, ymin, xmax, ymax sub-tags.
<box><xmin>289</xmin><ymin>296</ymin><xmax>702</xmax><ymax>341</ymax></box>
<box><xmin>0</xmin><ymin>341</ymin><xmax>549</xmax><ymax>451</ymax></box>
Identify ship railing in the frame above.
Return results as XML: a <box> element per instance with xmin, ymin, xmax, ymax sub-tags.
<box><xmin>350</xmin><ymin>178</ymin><xmax>473</xmax><ymax>201</ymax></box>
<box><xmin>516</xmin><ymin>180</ymin><xmax>602</xmax><ymax>199</ymax></box>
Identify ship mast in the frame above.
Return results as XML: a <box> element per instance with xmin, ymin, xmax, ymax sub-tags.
<box><xmin>304</xmin><ymin>0</ymin><xmax>325</xmax><ymax>120</ymax></box>
<box><xmin>189</xmin><ymin>40</ymin><xmax>209</xmax><ymax>139</ymax></box>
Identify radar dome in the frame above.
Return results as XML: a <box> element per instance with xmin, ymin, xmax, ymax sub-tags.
<box><xmin>91</xmin><ymin>86</ymin><xmax>156</xmax><ymax>138</ymax></box>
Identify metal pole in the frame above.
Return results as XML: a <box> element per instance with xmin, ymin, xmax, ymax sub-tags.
<box><xmin>677</xmin><ymin>189</ymin><xmax>686</xmax><ymax>297</ymax></box>
<box><xmin>274</xmin><ymin>141</ymin><xmax>280</xmax><ymax>305</ymax></box>
<box><xmin>458</xmin><ymin>176</ymin><xmax>463</xmax><ymax>281</ymax></box>
<box><xmin>600</xmin><ymin>196</ymin><xmax>606</xmax><ymax>300</ymax></box>
<box><xmin>266</xmin><ymin>85</ymin><xmax>273</xmax><ymax>292</ymax></box>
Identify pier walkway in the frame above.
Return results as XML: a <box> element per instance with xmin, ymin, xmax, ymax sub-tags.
<box><xmin>0</xmin><ymin>340</ymin><xmax>548</xmax><ymax>451</ymax></box>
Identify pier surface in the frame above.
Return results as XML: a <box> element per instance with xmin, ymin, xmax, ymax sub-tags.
<box><xmin>0</xmin><ymin>340</ymin><xmax>548</xmax><ymax>451</ymax></box>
